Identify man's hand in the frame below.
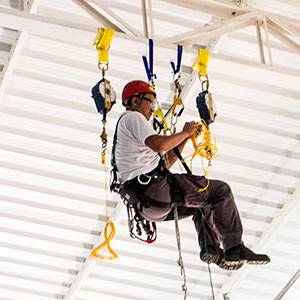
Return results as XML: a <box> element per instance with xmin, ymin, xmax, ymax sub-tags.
<box><xmin>182</xmin><ymin>121</ymin><xmax>198</xmax><ymax>138</ymax></box>
<box><xmin>146</xmin><ymin>121</ymin><xmax>198</xmax><ymax>153</ymax></box>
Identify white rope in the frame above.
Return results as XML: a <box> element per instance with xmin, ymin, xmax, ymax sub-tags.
<box><xmin>174</xmin><ymin>206</ymin><xmax>188</xmax><ymax>300</ymax></box>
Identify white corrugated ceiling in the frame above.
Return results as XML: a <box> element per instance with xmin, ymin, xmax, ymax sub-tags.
<box><xmin>0</xmin><ymin>0</ymin><xmax>299</xmax><ymax>300</ymax></box>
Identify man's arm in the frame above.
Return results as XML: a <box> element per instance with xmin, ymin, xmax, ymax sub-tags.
<box><xmin>164</xmin><ymin>138</ymin><xmax>188</xmax><ymax>168</ymax></box>
<box><xmin>145</xmin><ymin>121</ymin><xmax>197</xmax><ymax>153</ymax></box>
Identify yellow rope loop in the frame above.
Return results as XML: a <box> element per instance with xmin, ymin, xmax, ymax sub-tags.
<box><xmin>189</xmin><ymin>121</ymin><xmax>218</xmax><ymax>192</ymax></box>
<box><xmin>91</xmin><ymin>220</ymin><xmax>118</xmax><ymax>260</ymax></box>
<box><xmin>92</xmin><ymin>162</ymin><xmax>118</xmax><ymax>261</ymax></box>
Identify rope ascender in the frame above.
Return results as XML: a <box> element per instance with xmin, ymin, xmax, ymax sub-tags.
<box><xmin>91</xmin><ymin>27</ymin><xmax>118</xmax><ymax>261</ymax></box>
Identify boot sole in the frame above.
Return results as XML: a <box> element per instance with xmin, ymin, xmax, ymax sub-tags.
<box><xmin>200</xmin><ymin>253</ymin><xmax>221</xmax><ymax>265</ymax></box>
<box><xmin>246</xmin><ymin>260</ymin><xmax>270</xmax><ymax>265</ymax></box>
<box><xmin>201</xmin><ymin>254</ymin><xmax>244</xmax><ymax>271</ymax></box>
<box><xmin>218</xmin><ymin>259</ymin><xmax>244</xmax><ymax>271</ymax></box>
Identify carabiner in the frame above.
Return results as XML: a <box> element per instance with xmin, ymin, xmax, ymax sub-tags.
<box><xmin>137</xmin><ymin>174</ymin><xmax>152</xmax><ymax>185</ymax></box>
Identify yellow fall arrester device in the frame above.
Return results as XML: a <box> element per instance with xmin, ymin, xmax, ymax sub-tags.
<box><xmin>191</xmin><ymin>49</ymin><xmax>218</xmax><ymax>192</ymax></box>
<box><xmin>91</xmin><ymin>27</ymin><xmax>118</xmax><ymax>260</ymax></box>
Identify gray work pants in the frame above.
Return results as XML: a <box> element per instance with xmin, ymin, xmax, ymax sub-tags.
<box><xmin>141</xmin><ymin>173</ymin><xmax>243</xmax><ymax>251</ymax></box>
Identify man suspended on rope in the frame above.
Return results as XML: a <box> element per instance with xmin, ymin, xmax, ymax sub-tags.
<box><xmin>112</xmin><ymin>80</ymin><xmax>270</xmax><ymax>270</ymax></box>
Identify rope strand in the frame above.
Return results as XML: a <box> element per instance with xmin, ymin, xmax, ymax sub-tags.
<box><xmin>174</xmin><ymin>206</ymin><xmax>187</xmax><ymax>300</ymax></box>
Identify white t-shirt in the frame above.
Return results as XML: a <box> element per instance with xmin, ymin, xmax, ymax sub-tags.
<box><xmin>115</xmin><ymin>111</ymin><xmax>160</xmax><ymax>182</ymax></box>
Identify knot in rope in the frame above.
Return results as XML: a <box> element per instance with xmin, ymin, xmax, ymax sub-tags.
<box><xmin>91</xmin><ymin>220</ymin><xmax>118</xmax><ymax>260</ymax></box>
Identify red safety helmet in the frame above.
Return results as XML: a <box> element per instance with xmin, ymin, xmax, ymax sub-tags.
<box><xmin>122</xmin><ymin>80</ymin><xmax>155</xmax><ymax>106</ymax></box>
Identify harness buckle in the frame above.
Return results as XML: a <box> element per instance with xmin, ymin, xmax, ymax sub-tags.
<box><xmin>137</xmin><ymin>174</ymin><xmax>152</xmax><ymax>185</ymax></box>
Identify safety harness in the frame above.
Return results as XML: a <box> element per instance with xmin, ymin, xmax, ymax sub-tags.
<box><xmin>110</xmin><ymin>112</ymin><xmax>183</xmax><ymax>244</ymax></box>
<box><xmin>110</xmin><ymin>112</ymin><xmax>159</xmax><ymax>244</ymax></box>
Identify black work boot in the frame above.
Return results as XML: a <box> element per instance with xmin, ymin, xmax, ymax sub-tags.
<box><xmin>200</xmin><ymin>246</ymin><xmax>244</xmax><ymax>271</ymax></box>
<box><xmin>200</xmin><ymin>245</ymin><xmax>223</xmax><ymax>265</ymax></box>
<box><xmin>224</xmin><ymin>243</ymin><xmax>270</xmax><ymax>266</ymax></box>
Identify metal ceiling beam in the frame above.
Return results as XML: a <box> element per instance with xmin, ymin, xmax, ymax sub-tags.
<box><xmin>274</xmin><ymin>268</ymin><xmax>300</xmax><ymax>300</ymax></box>
<box><xmin>1</xmin><ymin>7</ymin><xmax>300</xmax><ymax>79</ymax></box>
<box><xmin>262</xmin><ymin>16</ymin><xmax>273</xmax><ymax>66</ymax></box>
<box><xmin>268</xmin><ymin>16</ymin><xmax>300</xmax><ymax>38</ymax></box>
<box><xmin>255</xmin><ymin>21</ymin><xmax>266</xmax><ymax>64</ymax></box>
<box><xmin>71</xmin><ymin>0</ymin><xmax>142</xmax><ymax>37</ymax></box>
<box><xmin>161</xmin><ymin>11</ymin><xmax>262</xmax><ymax>45</ymax></box>
<box><xmin>90</xmin><ymin>0</ymin><xmax>143</xmax><ymax>37</ymax></box>
<box><xmin>159</xmin><ymin>0</ymin><xmax>250</xmax><ymax>18</ymax></box>
<box><xmin>64</xmin><ymin>201</ymin><xmax>125</xmax><ymax>300</ymax></box>
<box><xmin>272</xmin><ymin>13</ymin><xmax>300</xmax><ymax>34</ymax></box>
<box><xmin>70</xmin><ymin>0</ymin><xmax>122</xmax><ymax>32</ymax></box>
<box><xmin>216</xmin><ymin>179</ymin><xmax>300</xmax><ymax>299</ymax></box>
<box><xmin>141</xmin><ymin>0</ymin><xmax>154</xmax><ymax>39</ymax></box>
<box><xmin>267</xmin><ymin>18</ymin><xmax>300</xmax><ymax>54</ymax></box>
<box><xmin>159</xmin><ymin>0</ymin><xmax>300</xmax><ymax>28</ymax></box>
<box><xmin>0</xmin><ymin>0</ymin><xmax>40</xmax><ymax>101</ymax></box>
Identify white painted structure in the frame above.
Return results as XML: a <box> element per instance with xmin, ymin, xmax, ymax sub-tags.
<box><xmin>0</xmin><ymin>1</ymin><xmax>299</xmax><ymax>300</ymax></box>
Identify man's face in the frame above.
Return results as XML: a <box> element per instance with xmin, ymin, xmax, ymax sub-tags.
<box><xmin>137</xmin><ymin>93</ymin><xmax>157</xmax><ymax>121</ymax></box>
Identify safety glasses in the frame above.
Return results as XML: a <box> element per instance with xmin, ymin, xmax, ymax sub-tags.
<box><xmin>142</xmin><ymin>96</ymin><xmax>158</xmax><ymax>111</ymax></box>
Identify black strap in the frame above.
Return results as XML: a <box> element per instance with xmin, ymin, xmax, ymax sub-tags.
<box><xmin>173</xmin><ymin>147</ymin><xmax>192</xmax><ymax>174</ymax></box>
<box><xmin>110</xmin><ymin>113</ymin><xmax>126</xmax><ymax>192</ymax></box>
<box><xmin>111</xmin><ymin>112</ymin><xmax>126</xmax><ymax>171</ymax></box>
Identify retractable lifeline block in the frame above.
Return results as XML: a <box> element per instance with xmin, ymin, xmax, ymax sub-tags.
<box><xmin>90</xmin><ymin>27</ymin><xmax>118</xmax><ymax>261</ymax></box>
<box><xmin>91</xmin><ymin>27</ymin><xmax>117</xmax><ymax>164</ymax></box>
<box><xmin>193</xmin><ymin>49</ymin><xmax>217</xmax><ymax>125</ymax></box>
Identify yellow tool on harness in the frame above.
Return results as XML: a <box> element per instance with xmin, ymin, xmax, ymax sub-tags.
<box><xmin>172</xmin><ymin>95</ymin><xmax>183</xmax><ymax>115</ymax></box>
<box><xmin>153</xmin><ymin>106</ymin><xmax>170</xmax><ymax>134</ymax></box>
<box><xmin>93</xmin><ymin>27</ymin><xmax>114</xmax><ymax>70</ymax></box>
<box><xmin>192</xmin><ymin>48</ymin><xmax>210</xmax><ymax>78</ymax></box>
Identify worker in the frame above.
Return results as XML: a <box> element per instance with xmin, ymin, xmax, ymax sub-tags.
<box><xmin>112</xmin><ymin>80</ymin><xmax>270</xmax><ymax>270</ymax></box>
